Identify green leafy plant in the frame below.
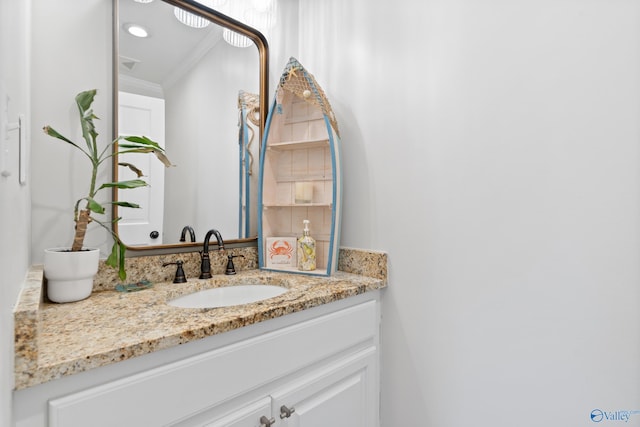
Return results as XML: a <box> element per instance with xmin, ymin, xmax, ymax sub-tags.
<box><xmin>43</xmin><ymin>89</ymin><xmax>171</xmax><ymax>281</ymax></box>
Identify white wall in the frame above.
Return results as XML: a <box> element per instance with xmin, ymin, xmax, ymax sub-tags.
<box><xmin>30</xmin><ymin>0</ymin><xmax>113</xmax><ymax>264</ymax></box>
<box><xmin>0</xmin><ymin>0</ymin><xmax>31</xmax><ymax>425</ymax></box>
<box><xmin>298</xmin><ymin>0</ymin><xmax>640</xmax><ymax>426</ymax></box>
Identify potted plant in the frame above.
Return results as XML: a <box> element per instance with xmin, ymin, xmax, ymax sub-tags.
<box><xmin>42</xmin><ymin>89</ymin><xmax>171</xmax><ymax>302</ymax></box>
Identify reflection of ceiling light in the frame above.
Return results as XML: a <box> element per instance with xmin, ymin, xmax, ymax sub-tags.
<box><xmin>223</xmin><ymin>28</ymin><xmax>252</xmax><ymax>48</ymax></box>
<box><xmin>174</xmin><ymin>7</ymin><xmax>210</xmax><ymax>29</ymax></box>
<box><xmin>133</xmin><ymin>0</ymin><xmax>154</xmax><ymax>3</ymax></box>
<box><xmin>173</xmin><ymin>0</ymin><xmax>216</xmax><ymax>29</ymax></box>
<box><xmin>172</xmin><ymin>0</ymin><xmax>277</xmax><ymax>46</ymax></box>
<box><xmin>250</xmin><ymin>0</ymin><xmax>274</xmax><ymax>13</ymax></box>
<box><xmin>217</xmin><ymin>0</ymin><xmax>277</xmax><ymax>48</ymax></box>
<box><xmin>124</xmin><ymin>23</ymin><xmax>149</xmax><ymax>38</ymax></box>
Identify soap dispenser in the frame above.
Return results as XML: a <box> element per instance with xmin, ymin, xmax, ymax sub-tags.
<box><xmin>297</xmin><ymin>219</ymin><xmax>316</xmax><ymax>271</ymax></box>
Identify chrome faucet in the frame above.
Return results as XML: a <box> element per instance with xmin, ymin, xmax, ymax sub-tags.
<box><xmin>199</xmin><ymin>229</ymin><xmax>225</xmax><ymax>279</ymax></box>
<box><xmin>179</xmin><ymin>225</ymin><xmax>196</xmax><ymax>242</ymax></box>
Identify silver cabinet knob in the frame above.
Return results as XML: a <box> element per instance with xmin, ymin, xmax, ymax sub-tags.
<box><xmin>260</xmin><ymin>415</ymin><xmax>276</xmax><ymax>427</ymax></box>
<box><xmin>280</xmin><ymin>405</ymin><xmax>296</xmax><ymax>419</ymax></box>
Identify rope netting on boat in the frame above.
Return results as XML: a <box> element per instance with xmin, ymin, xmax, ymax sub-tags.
<box><xmin>277</xmin><ymin>57</ymin><xmax>340</xmax><ymax>137</ymax></box>
<box><xmin>238</xmin><ymin>91</ymin><xmax>261</xmax><ymax>127</ymax></box>
<box><xmin>238</xmin><ymin>90</ymin><xmax>259</xmax><ymax>175</ymax></box>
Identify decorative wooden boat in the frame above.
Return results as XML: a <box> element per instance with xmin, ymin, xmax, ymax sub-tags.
<box><xmin>258</xmin><ymin>57</ymin><xmax>342</xmax><ymax>276</ymax></box>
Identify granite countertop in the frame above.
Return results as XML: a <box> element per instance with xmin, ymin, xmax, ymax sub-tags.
<box><xmin>14</xmin><ymin>248</ymin><xmax>387</xmax><ymax>390</ymax></box>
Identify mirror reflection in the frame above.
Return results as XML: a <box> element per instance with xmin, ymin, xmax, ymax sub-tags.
<box><xmin>115</xmin><ymin>0</ymin><xmax>264</xmax><ymax>248</ymax></box>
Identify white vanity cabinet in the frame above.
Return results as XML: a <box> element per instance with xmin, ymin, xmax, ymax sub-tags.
<box><xmin>13</xmin><ymin>292</ymin><xmax>380</xmax><ymax>427</ymax></box>
<box><xmin>270</xmin><ymin>347</ymin><xmax>377</xmax><ymax>427</ymax></box>
<box><xmin>179</xmin><ymin>346</ymin><xmax>376</xmax><ymax>427</ymax></box>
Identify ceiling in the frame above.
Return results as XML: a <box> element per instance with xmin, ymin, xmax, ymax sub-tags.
<box><xmin>118</xmin><ymin>0</ymin><xmax>224</xmax><ymax>88</ymax></box>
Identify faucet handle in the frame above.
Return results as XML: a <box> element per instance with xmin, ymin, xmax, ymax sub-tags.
<box><xmin>225</xmin><ymin>254</ymin><xmax>245</xmax><ymax>275</ymax></box>
<box><xmin>199</xmin><ymin>252</ymin><xmax>212</xmax><ymax>279</ymax></box>
<box><xmin>162</xmin><ymin>260</ymin><xmax>187</xmax><ymax>283</ymax></box>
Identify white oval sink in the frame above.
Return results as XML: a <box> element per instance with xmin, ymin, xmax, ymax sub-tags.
<box><xmin>168</xmin><ymin>285</ymin><xmax>288</xmax><ymax>308</ymax></box>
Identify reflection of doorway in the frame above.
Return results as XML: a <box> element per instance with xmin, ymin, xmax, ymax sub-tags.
<box><xmin>117</xmin><ymin>92</ymin><xmax>165</xmax><ymax>246</ymax></box>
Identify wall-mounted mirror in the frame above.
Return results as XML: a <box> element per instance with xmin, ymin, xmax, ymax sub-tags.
<box><xmin>113</xmin><ymin>0</ymin><xmax>268</xmax><ymax>249</ymax></box>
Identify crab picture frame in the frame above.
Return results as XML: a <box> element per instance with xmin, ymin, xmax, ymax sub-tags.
<box><xmin>265</xmin><ymin>237</ymin><xmax>297</xmax><ymax>269</ymax></box>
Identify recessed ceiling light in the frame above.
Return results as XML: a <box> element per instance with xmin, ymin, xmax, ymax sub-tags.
<box><xmin>124</xmin><ymin>23</ymin><xmax>149</xmax><ymax>38</ymax></box>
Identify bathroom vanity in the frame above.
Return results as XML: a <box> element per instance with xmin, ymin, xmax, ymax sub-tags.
<box><xmin>13</xmin><ymin>249</ymin><xmax>386</xmax><ymax>427</ymax></box>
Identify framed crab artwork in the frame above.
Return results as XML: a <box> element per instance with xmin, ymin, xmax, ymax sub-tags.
<box><xmin>265</xmin><ymin>237</ymin><xmax>297</xmax><ymax>268</ymax></box>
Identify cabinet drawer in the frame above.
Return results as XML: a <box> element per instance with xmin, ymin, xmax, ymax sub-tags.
<box><xmin>48</xmin><ymin>300</ymin><xmax>378</xmax><ymax>427</ymax></box>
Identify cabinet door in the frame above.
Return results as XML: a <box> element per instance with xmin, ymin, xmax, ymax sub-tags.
<box><xmin>271</xmin><ymin>348</ymin><xmax>377</xmax><ymax>427</ymax></box>
<box><xmin>203</xmin><ymin>397</ymin><xmax>272</xmax><ymax>427</ymax></box>
<box><xmin>172</xmin><ymin>396</ymin><xmax>272</xmax><ymax>427</ymax></box>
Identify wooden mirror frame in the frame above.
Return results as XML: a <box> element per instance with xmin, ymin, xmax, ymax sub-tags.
<box><xmin>111</xmin><ymin>0</ymin><xmax>268</xmax><ymax>251</ymax></box>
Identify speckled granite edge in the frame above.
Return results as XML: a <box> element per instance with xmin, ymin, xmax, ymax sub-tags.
<box><xmin>14</xmin><ymin>267</ymin><xmax>43</xmax><ymax>384</ymax></box>
<box><xmin>338</xmin><ymin>247</ymin><xmax>387</xmax><ymax>282</ymax></box>
<box><xmin>14</xmin><ymin>247</ymin><xmax>387</xmax><ymax>390</ymax></box>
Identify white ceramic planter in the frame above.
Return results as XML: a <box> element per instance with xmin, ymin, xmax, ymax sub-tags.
<box><xmin>44</xmin><ymin>248</ymin><xmax>100</xmax><ymax>303</ymax></box>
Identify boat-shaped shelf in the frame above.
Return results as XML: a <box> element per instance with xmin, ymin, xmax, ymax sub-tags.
<box><xmin>258</xmin><ymin>58</ymin><xmax>342</xmax><ymax>276</ymax></box>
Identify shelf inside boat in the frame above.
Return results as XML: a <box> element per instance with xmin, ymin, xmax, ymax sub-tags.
<box><xmin>267</xmin><ymin>138</ymin><xmax>330</xmax><ymax>151</ymax></box>
<box><xmin>262</xmin><ymin>203</ymin><xmax>333</xmax><ymax>208</ymax></box>
<box><xmin>274</xmin><ymin>175</ymin><xmax>332</xmax><ymax>183</ymax></box>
